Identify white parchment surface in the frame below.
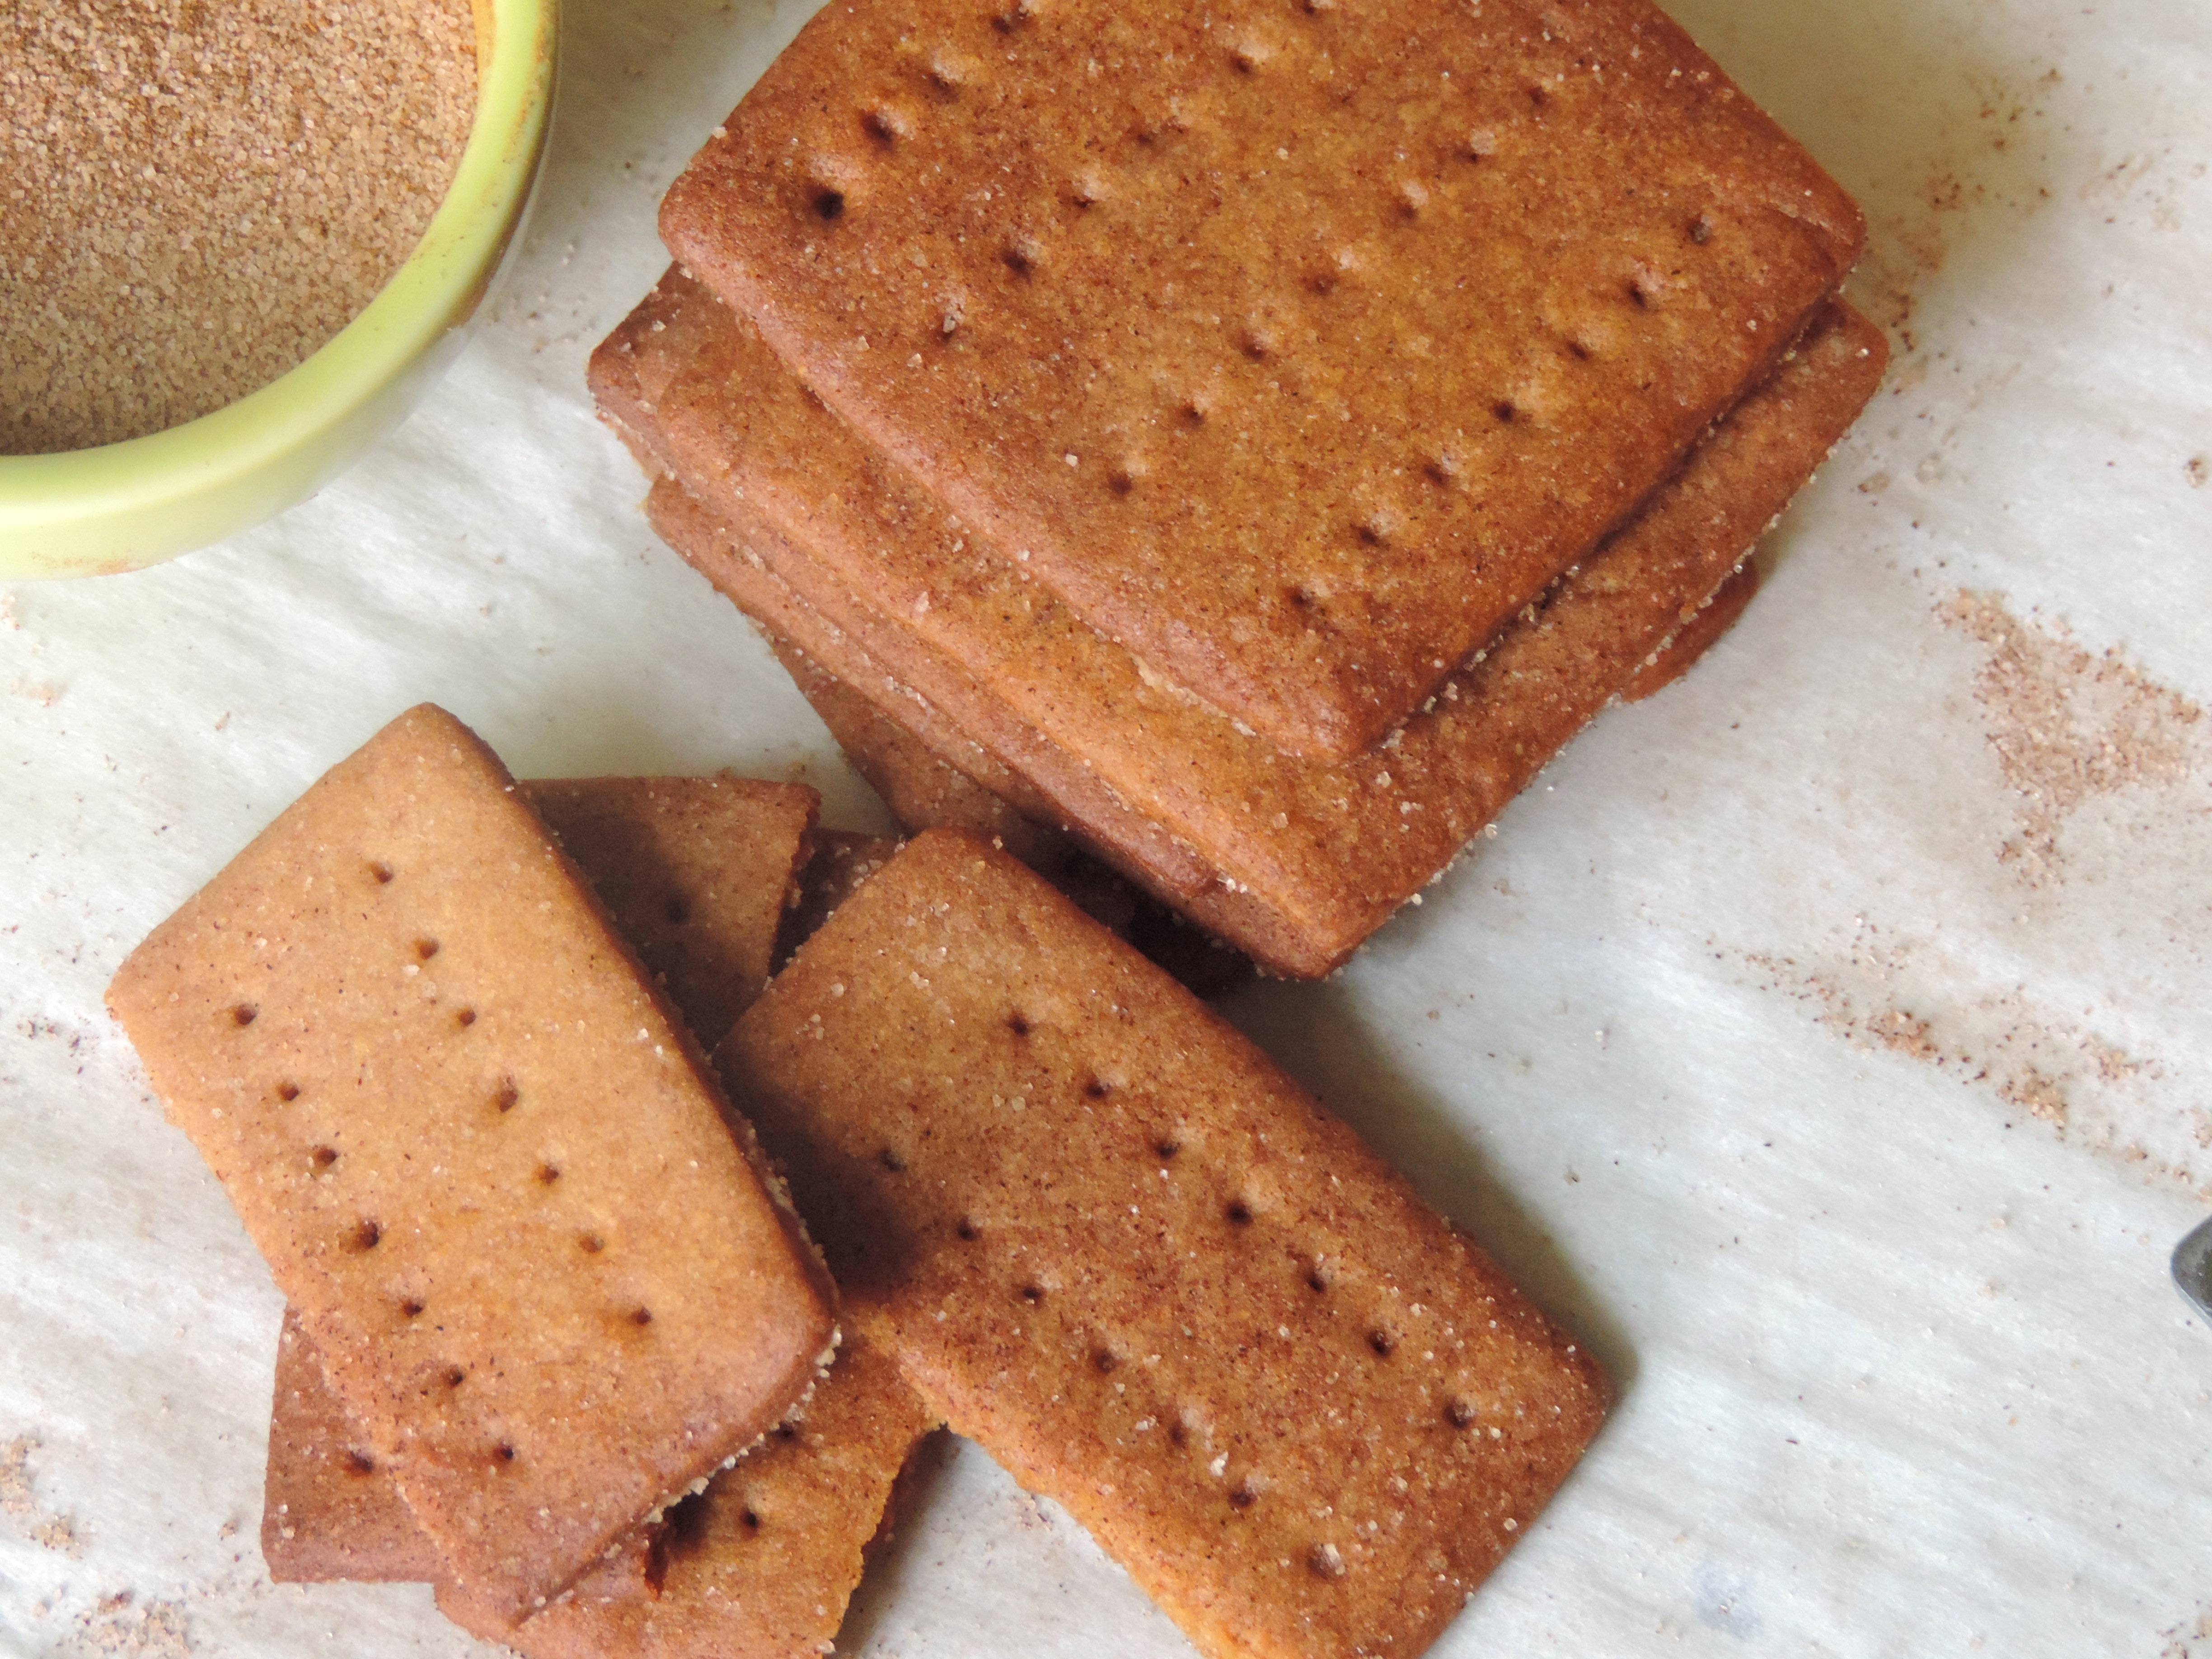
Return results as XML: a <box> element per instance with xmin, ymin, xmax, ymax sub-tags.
<box><xmin>5</xmin><ymin>1</ymin><xmax>2211</xmax><ymax>1654</ymax></box>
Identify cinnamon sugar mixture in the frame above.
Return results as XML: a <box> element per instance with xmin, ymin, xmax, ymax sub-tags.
<box><xmin>1</xmin><ymin>0</ymin><xmax>475</xmax><ymax>455</ymax></box>
<box><xmin>1943</xmin><ymin>590</ymin><xmax>2202</xmax><ymax>881</ymax></box>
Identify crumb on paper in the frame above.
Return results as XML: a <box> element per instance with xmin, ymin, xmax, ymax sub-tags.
<box><xmin>0</xmin><ymin>1435</ymin><xmax>37</xmax><ymax>1516</ymax></box>
<box><xmin>4</xmin><ymin>1438</ymin><xmax>87</xmax><ymax>1557</ymax></box>
<box><xmin>69</xmin><ymin>1592</ymin><xmax>193</xmax><ymax>1659</ymax></box>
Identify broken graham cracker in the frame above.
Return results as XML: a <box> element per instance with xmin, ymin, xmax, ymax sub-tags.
<box><xmin>262</xmin><ymin>769</ymin><xmax>822</xmax><ymax>1588</ymax></box>
<box><xmin>600</xmin><ymin>284</ymin><xmax>1887</xmax><ymax>976</ymax></box>
<box><xmin>106</xmin><ymin>705</ymin><xmax>837</xmax><ymax>1626</ymax></box>
<box><xmin>267</xmin><ymin>1320</ymin><xmax>937</xmax><ymax>1659</ymax></box>
<box><xmin>661</xmin><ymin>0</ymin><xmax>1865</xmax><ymax>760</ymax></box>
<box><xmin>436</xmin><ymin>1335</ymin><xmax>939</xmax><ymax>1659</ymax></box>
<box><xmin>718</xmin><ymin>831</ymin><xmax>1608</xmax><ymax>1659</ymax></box>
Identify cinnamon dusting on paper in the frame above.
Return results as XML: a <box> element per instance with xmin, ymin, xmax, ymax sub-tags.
<box><xmin>1741</xmin><ymin>924</ymin><xmax>2199</xmax><ymax>1195</ymax></box>
<box><xmin>2160</xmin><ymin>1605</ymin><xmax>2212</xmax><ymax>1659</ymax></box>
<box><xmin>1941</xmin><ymin>590</ymin><xmax>2202</xmax><ymax>882</ymax></box>
<box><xmin>1851</xmin><ymin>65</ymin><xmax>2060</xmax><ymax>349</ymax></box>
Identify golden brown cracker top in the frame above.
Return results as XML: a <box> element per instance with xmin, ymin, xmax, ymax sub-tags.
<box><xmin>106</xmin><ymin>705</ymin><xmax>836</xmax><ymax>1625</ymax></box>
<box><xmin>661</xmin><ymin>0</ymin><xmax>1862</xmax><ymax>760</ymax></box>
<box><xmin>262</xmin><ymin>770</ymin><xmax>821</xmax><ymax>1589</ymax></box>
<box><xmin>720</xmin><ymin>830</ymin><xmax>1607</xmax><ymax>1659</ymax></box>
<box><xmin>605</xmin><ymin>277</ymin><xmax>1886</xmax><ymax>975</ymax></box>
<box><xmin>523</xmin><ymin>775</ymin><xmax>818</xmax><ymax>1050</ymax></box>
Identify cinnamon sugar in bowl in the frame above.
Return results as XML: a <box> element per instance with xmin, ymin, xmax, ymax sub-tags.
<box><xmin>0</xmin><ymin>0</ymin><xmax>555</xmax><ymax>577</ymax></box>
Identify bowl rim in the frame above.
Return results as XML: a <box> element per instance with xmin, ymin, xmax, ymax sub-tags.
<box><xmin>0</xmin><ymin>0</ymin><xmax>555</xmax><ymax>520</ymax></box>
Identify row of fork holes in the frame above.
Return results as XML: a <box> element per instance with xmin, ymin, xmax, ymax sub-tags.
<box><xmin>810</xmin><ymin>175</ymin><xmax>1688</xmax><ymax>326</ymax></box>
<box><xmin>898</xmin><ymin>1101</ymin><xmax>1487</xmax><ymax>1429</ymax></box>
<box><xmin>341</xmin><ymin>1190</ymin><xmax>634</xmax><ymax>1277</ymax></box>
<box><xmin>846</xmin><ymin>12</ymin><xmax>1630</xmax><ymax>154</ymax></box>
<box><xmin>323</xmin><ymin>860</ymin><xmax>648</xmax><ymax>1382</ymax></box>
<box><xmin>276</xmin><ymin>1066</ymin><xmax>511</xmax><ymax>1122</ymax></box>
<box><xmin>344</xmin><ymin>1439</ymin><xmax>515</xmax><ymax>1474</ymax></box>
<box><xmin>795</xmin><ymin>162</ymin><xmax>1675</xmax><ymax>515</ymax></box>
<box><xmin>822</xmin><ymin>85</ymin><xmax>1719</xmax><ymax>252</ymax></box>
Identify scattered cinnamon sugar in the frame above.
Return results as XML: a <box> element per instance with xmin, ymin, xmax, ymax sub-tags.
<box><xmin>1</xmin><ymin>0</ymin><xmax>476</xmax><ymax>455</ymax></box>
<box><xmin>1941</xmin><ymin>590</ymin><xmax>2202</xmax><ymax>883</ymax></box>
<box><xmin>1738</xmin><ymin>931</ymin><xmax>2198</xmax><ymax>1195</ymax></box>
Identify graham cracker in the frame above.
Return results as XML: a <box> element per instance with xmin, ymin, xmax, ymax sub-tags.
<box><xmin>107</xmin><ymin>705</ymin><xmax>837</xmax><ymax>1625</ymax></box>
<box><xmin>436</xmin><ymin>1335</ymin><xmax>938</xmax><ymax>1659</ymax></box>
<box><xmin>661</xmin><ymin>0</ymin><xmax>1863</xmax><ymax>759</ymax></box>
<box><xmin>260</xmin><ymin>770</ymin><xmax>823</xmax><ymax>1589</ymax></box>
<box><xmin>719</xmin><ymin>830</ymin><xmax>1607</xmax><ymax>1659</ymax></box>
<box><xmin>597</xmin><ymin>282</ymin><xmax>1887</xmax><ymax>976</ymax></box>
<box><xmin>522</xmin><ymin>776</ymin><xmax>818</xmax><ymax>1051</ymax></box>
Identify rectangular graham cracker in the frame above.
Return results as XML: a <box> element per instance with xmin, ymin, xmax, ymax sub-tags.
<box><xmin>106</xmin><ymin>705</ymin><xmax>838</xmax><ymax>1625</ymax></box>
<box><xmin>661</xmin><ymin>0</ymin><xmax>1864</xmax><ymax>759</ymax></box>
<box><xmin>597</xmin><ymin>283</ymin><xmax>1887</xmax><ymax>976</ymax></box>
<box><xmin>265</xmin><ymin>1317</ymin><xmax>935</xmax><ymax>1658</ymax></box>
<box><xmin>438</xmin><ymin>1334</ymin><xmax>939</xmax><ymax>1659</ymax></box>
<box><xmin>261</xmin><ymin>770</ymin><xmax>822</xmax><ymax>1587</ymax></box>
<box><xmin>718</xmin><ymin>830</ymin><xmax>1609</xmax><ymax>1659</ymax></box>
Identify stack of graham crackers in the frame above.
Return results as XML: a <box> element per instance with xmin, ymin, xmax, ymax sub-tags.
<box><xmin>107</xmin><ymin>705</ymin><xmax>1612</xmax><ymax>1658</ymax></box>
<box><xmin>590</xmin><ymin>0</ymin><xmax>1888</xmax><ymax>979</ymax></box>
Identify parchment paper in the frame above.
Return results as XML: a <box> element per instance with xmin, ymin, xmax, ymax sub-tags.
<box><xmin>5</xmin><ymin>0</ymin><xmax>2210</xmax><ymax>1654</ymax></box>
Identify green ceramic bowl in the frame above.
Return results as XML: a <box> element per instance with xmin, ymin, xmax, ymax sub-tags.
<box><xmin>0</xmin><ymin>0</ymin><xmax>557</xmax><ymax>579</ymax></box>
